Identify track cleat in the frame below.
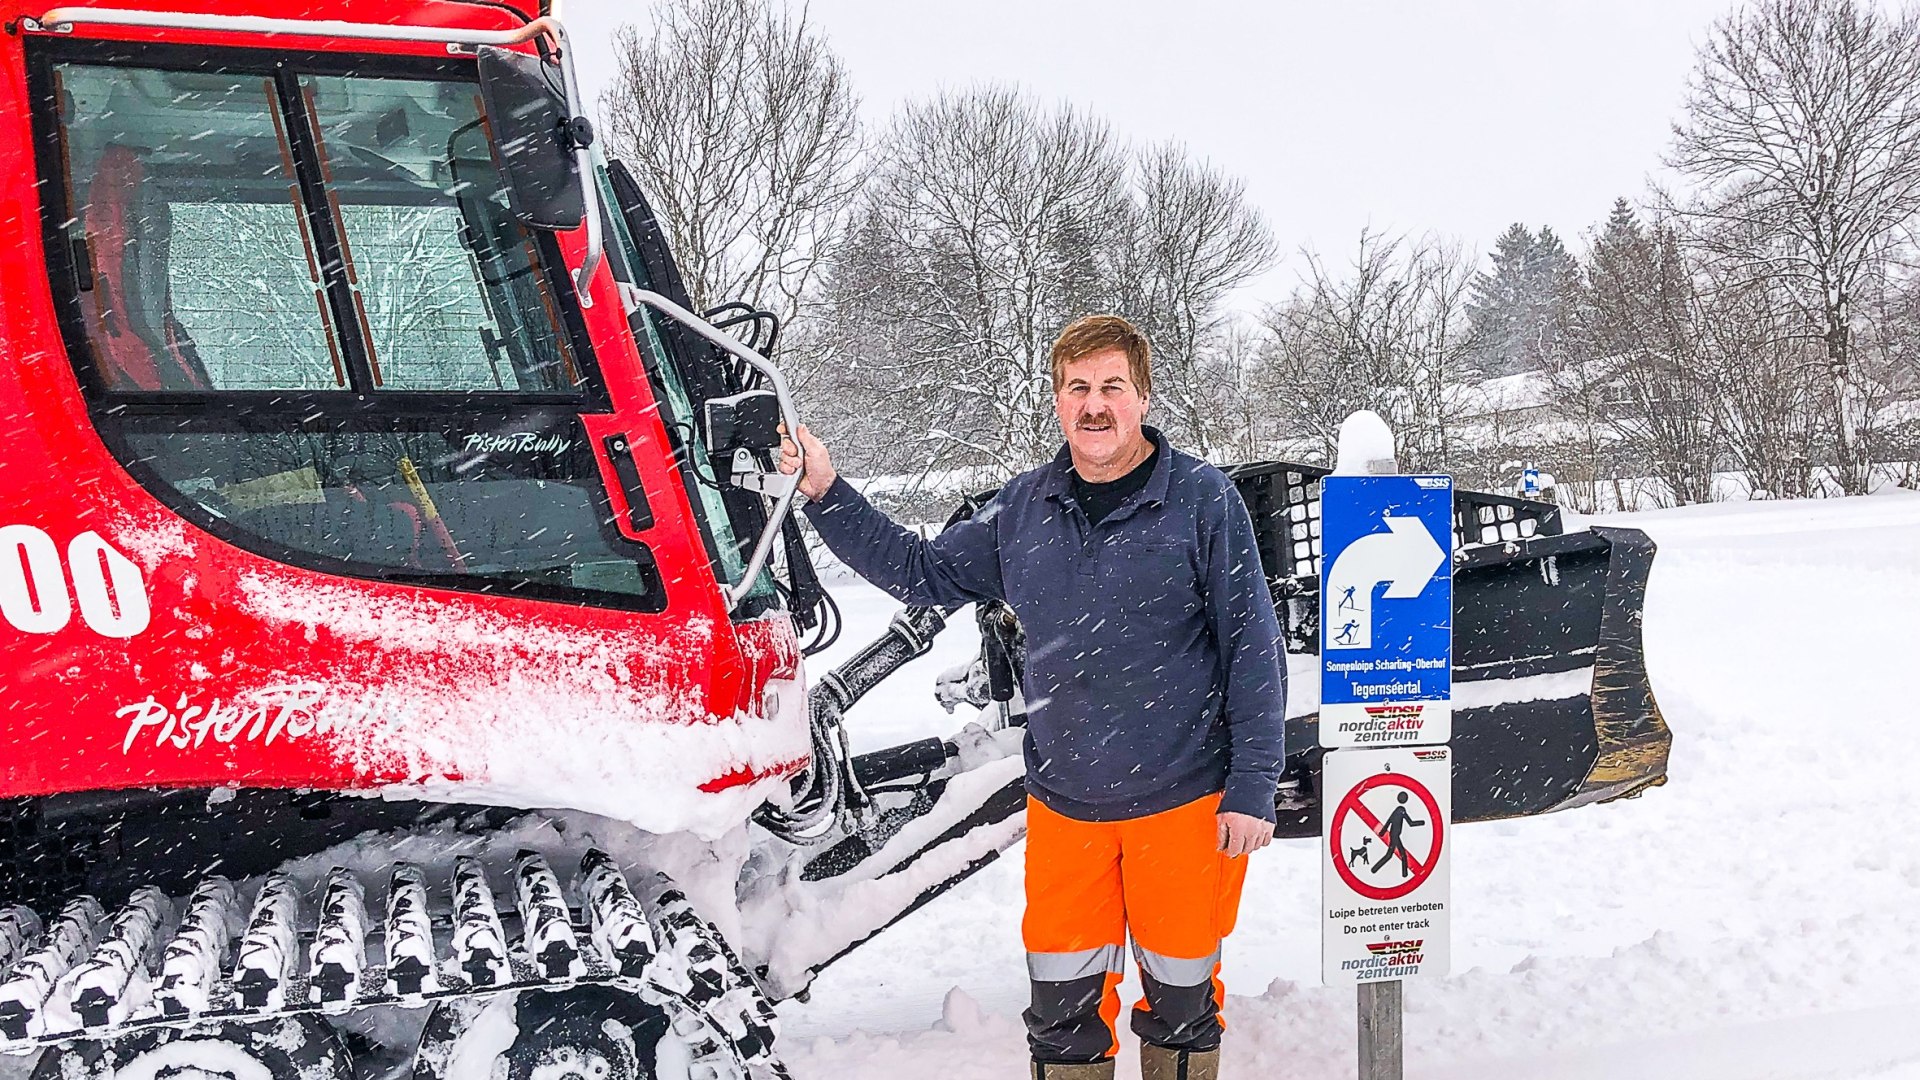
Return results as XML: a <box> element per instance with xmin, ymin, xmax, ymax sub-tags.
<box><xmin>69</xmin><ymin>887</ymin><xmax>172</xmax><ymax>1028</ymax></box>
<box><xmin>233</xmin><ymin>874</ymin><xmax>300</xmax><ymax>1010</ymax></box>
<box><xmin>0</xmin><ymin>906</ymin><xmax>41</xmax><ymax>976</ymax></box>
<box><xmin>451</xmin><ymin>857</ymin><xmax>509</xmax><ymax>988</ymax></box>
<box><xmin>647</xmin><ymin>886</ymin><xmax>783</xmax><ymax>1073</ymax></box>
<box><xmin>651</xmin><ymin>888</ymin><xmax>732</xmax><ymax>1002</ymax></box>
<box><xmin>383</xmin><ymin>864</ymin><xmax>438</xmax><ymax>997</ymax></box>
<box><xmin>310</xmin><ymin>869</ymin><xmax>369</xmax><ymax>1006</ymax></box>
<box><xmin>577</xmin><ymin>849</ymin><xmax>653</xmax><ymax>978</ymax></box>
<box><xmin>513</xmin><ymin>851</ymin><xmax>584</xmax><ymax>980</ymax></box>
<box><xmin>0</xmin><ymin>896</ymin><xmax>104</xmax><ymax>1043</ymax></box>
<box><xmin>157</xmin><ymin>877</ymin><xmax>237</xmax><ymax>1017</ymax></box>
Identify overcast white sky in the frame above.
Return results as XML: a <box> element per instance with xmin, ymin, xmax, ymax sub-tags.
<box><xmin>561</xmin><ymin>0</ymin><xmax>1735</xmax><ymax>291</ymax></box>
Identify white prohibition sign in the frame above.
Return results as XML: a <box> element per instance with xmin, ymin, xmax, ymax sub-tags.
<box><xmin>0</xmin><ymin>523</ymin><xmax>72</xmax><ymax>634</ymax></box>
<box><xmin>1322</xmin><ymin>746</ymin><xmax>1453</xmax><ymax>987</ymax></box>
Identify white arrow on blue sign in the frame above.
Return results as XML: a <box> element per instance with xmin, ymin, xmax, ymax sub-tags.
<box><xmin>1319</xmin><ymin>475</ymin><xmax>1454</xmax><ymax>748</ymax></box>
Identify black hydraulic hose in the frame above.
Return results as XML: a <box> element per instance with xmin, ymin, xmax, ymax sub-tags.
<box><xmin>805</xmin><ymin>588</ymin><xmax>842</xmax><ymax>654</ymax></box>
<box><xmin>976</xmin><ymin>602</ymin><xmax>1021</xmax><ymax>703</ymax></box>
<box><xmin>754</xmin><ymin>606</ymin><xmax>952</xmax><ymax>843</ymax></box>
<box><xmin>753</xmin><ymin>692</ymin><xmax>844</xmax><ymax>843</ymax></box>
<box><xmin>813</xmin><ymin>606</ymin><xmax>950</xmax><ymax>715</ymax></box>
<box><xmin>850</xmin><ymin>738</ymin><xmax>954</xmax><ymax>790</ymax></box>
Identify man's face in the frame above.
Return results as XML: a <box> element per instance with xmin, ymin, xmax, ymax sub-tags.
<box><xmin>1055</xmin><ymin>348</ymin><xmax>1149</xmax><ymax>466</ymax></box>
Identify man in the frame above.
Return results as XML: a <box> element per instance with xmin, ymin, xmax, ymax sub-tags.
<box><xmin>779</xmin><ymin>315</ymin><xmax>1287</xmax><ymax>1080</ymax></box>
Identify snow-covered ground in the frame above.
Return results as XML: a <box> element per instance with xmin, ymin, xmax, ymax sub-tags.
<box><xmin>780</xmin><ymin>490</ymin><xmax>1920</xmax><ymax>1079</ymax></box>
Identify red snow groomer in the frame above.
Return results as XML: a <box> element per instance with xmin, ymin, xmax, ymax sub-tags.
<box><xmin>0</xmin><ymin>3</ymin><xmax>1670</xmax><ymax>1079</ymax></box>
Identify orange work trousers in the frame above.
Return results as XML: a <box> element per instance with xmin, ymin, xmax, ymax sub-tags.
<box><xmin>1021</xmin><ymin>793</ymin><xmax>1250</xmax><ymax>1064</ymax></box>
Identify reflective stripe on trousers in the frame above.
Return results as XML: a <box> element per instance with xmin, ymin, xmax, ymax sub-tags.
<box><xmin>1132</xmin><ymin>942</ymin><xmax>1222</xmax><ymax>987</ymax></box>
<box><xmin>1022</xmin><ymin>793</ymin><xmax>1250</xmax><ymax>1064</ymax></box>
<box><xmin>1028</xmin><ymin>943</ymin><xmax>1127</xmax><ymax>983</ymax></box>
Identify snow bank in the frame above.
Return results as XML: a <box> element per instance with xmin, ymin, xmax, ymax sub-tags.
<box><xmin>780</xmin><ymin>494</ymin><xmax>1920</xmax><ymax>1079</ymax></box>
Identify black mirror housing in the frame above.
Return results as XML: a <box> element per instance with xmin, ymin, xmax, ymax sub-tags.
<box><xmin>476</xmin><ymin>45</ymin><xmax>585</xmax><ymax>231</ymax></box>
<box><xmin>704</xmin><ymin>390</ymin><xmax>783</xmax><ymax>453</ymax></box>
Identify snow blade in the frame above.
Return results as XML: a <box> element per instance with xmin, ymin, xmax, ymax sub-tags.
<box><xmin>0</xmin><ymin>856</ymin><xmax>789</xmax><ymax>1079</ymax></box>
<box><xmin>1452</xmin><ymin>525</ymin><xmax>1670</xmax><ymax>814</ymax></box>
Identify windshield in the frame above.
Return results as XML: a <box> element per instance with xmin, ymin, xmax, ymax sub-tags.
<box><xmin>37</xmin><ymin>52</ymin><xmax>666</xmax><ymax>610</ymax></box>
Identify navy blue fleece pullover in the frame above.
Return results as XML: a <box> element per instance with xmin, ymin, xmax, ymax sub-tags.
<box><xmin>803</xmin><ymin>428</ymin><xmax>1288</xmax><ymax>822</ymax></box>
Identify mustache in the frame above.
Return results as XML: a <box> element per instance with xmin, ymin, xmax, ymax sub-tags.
<box><xmin>1076</xmin><ymin>414</ymin><xmax>1116</xmax><ymax>428</ymax></box>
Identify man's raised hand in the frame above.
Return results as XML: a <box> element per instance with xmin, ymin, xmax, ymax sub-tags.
<box><xmin>778</xmin><ymin>423</ymin><xmax>837</xmax><ymax>502</ymax></box>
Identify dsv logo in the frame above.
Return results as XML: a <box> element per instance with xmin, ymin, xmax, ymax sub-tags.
<box><xmin>0</xmin><ymin>525</ymin><xmax>149</xmax><ymax>638</ymax></box>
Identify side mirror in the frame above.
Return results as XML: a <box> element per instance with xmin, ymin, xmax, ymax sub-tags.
<box><xmin>704</xmin><ymin>390</ymin><xmax>783</xmax><ymax>453</ymax></box>
<box><xmin>476</xmin><ymin>45</ymin><xmax>586</xmax><ymax>230</ymax></box>
<box><xmin>705</xmin><ymin>389</ymin><xmax>797</xmax><ymax>498</ymax></box>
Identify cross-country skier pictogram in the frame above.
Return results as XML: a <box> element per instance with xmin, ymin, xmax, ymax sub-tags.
<box><xmin>1334</xmin><ymin>620</ymin><xmax>1361</xmax><ymax>645</ymax></box>
<box><xmin>1370</xmin><ymin>792</ymin><xmax>1427</xmax><ymax>878</ymax></box>
<box><xmin>1337</xmin><ymin>584</ymin><xmax>1360</xmax><ymax>613</ymax></box>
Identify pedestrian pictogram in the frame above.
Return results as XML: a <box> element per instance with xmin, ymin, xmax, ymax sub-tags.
<box><xmin>1322</xmin><ymin>746</ymin><xmax>1451</xmax><ymax>987</ymax></box>
<box><xmin>1330</xmin><ymin>772</ymin><xmax>1443</xmax><ymax>901</ymax></box>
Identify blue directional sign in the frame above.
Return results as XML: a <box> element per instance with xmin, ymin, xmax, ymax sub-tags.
<box><xmin>1319</xmin><ymin>475</ymin><xmax>1454</xmax><ymax>747</ymax></box>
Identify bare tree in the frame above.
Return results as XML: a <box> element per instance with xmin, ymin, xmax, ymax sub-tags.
<box><xmin>1667</xmin><ymin>0</ymin><xmax>1920</xmax><ymax>493</ymax></box>
<box><xmin>1851</xmin><ymin>262</ymin><xmax>1920</xmax><ymax>481</ymax></box>
<box><xmin>1255</xmin><ymin>232</ymin><xmax>1403</xmax><ymax>466</ymax></box>
<box><xmin>1117</xmin><ymin>144</ymin><xmax>1277</xmax><ymax>458</ymax></box>
<box><xmin>600</xmin><ymin>0</ymin><xmax>862</xmax><ymax>328</ymax></box>
<box><xmin>1207</xmin><ymin>316</ymin><xmax>1276</xmax><ymax>464</ymax></box>
<box><xmin>815</xmin><ymin>88</ymin><xmax>1132</xmax><ymax>480</ymax></box>
<box><xmin>1691</xmin><ymin>268</ymin><xmax>1829</xmax><ymax>498</ymax></box>
<box><xmin>1255</xmin><ymin>231</ymin><xmax>1483</xmax><ymax>480</ymax></box>
<box><xmin>1566</xmin><ymin>200</ymin><xmax>1721</xmax><ymax>507</ymax></box>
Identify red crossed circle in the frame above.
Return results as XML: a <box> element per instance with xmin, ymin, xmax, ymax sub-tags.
<box><xmin>1329</xmin><ymin>771</ymin><xmax>1444</xmax><ymax>901</ymax></box>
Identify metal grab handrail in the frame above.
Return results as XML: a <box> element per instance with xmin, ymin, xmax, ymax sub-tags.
<box><xmin>22</xmin><ymin>6</ymin><xmax>607</xmax><ymax>303</ymax></box>
<box><xmin>622</xmin><ymin>289</ymin><xmax>804</xmax><ymax>612</ymax></box>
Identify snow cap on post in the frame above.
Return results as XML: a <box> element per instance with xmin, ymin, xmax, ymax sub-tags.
<box><xmin>1334</xmin><ymin>410</ymin><xmax>1397</xmax><ymax>475</ymax></box>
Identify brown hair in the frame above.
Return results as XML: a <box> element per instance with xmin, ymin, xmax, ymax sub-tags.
<box><xmin>1050</xmin><ymin>314</ymin><xmax>1151</xmax><ymax>397</ymax></box>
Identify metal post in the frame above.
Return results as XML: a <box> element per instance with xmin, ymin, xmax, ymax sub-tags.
<box><xmin>1335</xmin><ymin>411</ymin><xmax>1414</xmax><ymax>1080</ymax></box>
<box><xmin>1358</xmin><ymin>979</ymin><xmax>1403</xmax><ymax>1080</ymax></box>
<box><xmin>1352</xmin><ymin>424</ymin><xmax>1405</xmax><ymax>1080</ymax></box>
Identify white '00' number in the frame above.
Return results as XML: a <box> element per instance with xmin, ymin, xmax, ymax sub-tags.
<box><xmin>0</xmin><ymin>525</ymin><xmax>151</xmax><ymax>638</ymax></box>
